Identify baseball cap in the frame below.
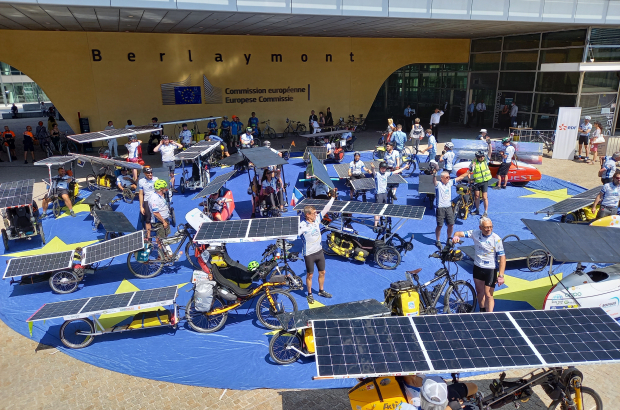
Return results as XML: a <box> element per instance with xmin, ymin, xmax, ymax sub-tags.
<box><xmin>162</xmin><ymin>135</ymin><xmax>169</xmax><ymax>140</ymax></box>
<box><xmin>480</xmin><ymin>129</ymin><xmax>487</xmax><ymax>133</ymax></box>
<box><xmin>421</xmin><ymin>376</ymin><xmax>448</xmax><ymax>407</ymax></box>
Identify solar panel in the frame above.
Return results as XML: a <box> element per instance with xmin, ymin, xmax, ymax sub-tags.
<box><xmin>522</xmin><ymin>219</ymin><xmax>620</xmax><ymax>263</ymax></box>
<box><xmin>313</xmin><ymin>308</ymin><xmax>620</xmax><ymax>379</ymax></box>
<box><xmin>534</xmin><ymin>186</ymin><xmax>603</xmax><ymax>215</ymax></box>
<box><xmin>82</xmin><ymin>190</ymin><xmax>119</xmax><ymax>206</ymax></box>
<box><xmin>92</xmin><ymin>210</ymin><xmax>137</xmax><ymax>233</ymax></box>
<box><xmin>173</xmin><ymin>142</ymin><xmax>219</xmax><ymax>161</ymax></box>
<box><xmin>3</xmin><ymin>251</ymin><xmax>74</xmax><ymax>279</ymax></box>
<box><xmin>301</xmin><ymin>130</ymin><xmax>351</xmax><ymax>138</ymax></box>
<box><xmin>194</xmin><ymin>171</ymin><xmax>236</xmax><ymax>199</ymax></box>
<box><xmin>68</xmin><ymin>125</ymin><xmax>162</xmax><ymax>143</ymax></box>
<box><xmin>0</xmin><ymin>179</ymin><xmax>35</xmax><ymax>208</ymax></box>
<box><xmin>27</xmin><ymin>285</ymin><xmax>178</xmax><ymax>322</ymax></box>
<box><xmin>572</xmin><ymin>186</ymin><xmax>603</xmax><ymax>200</ymax></box>
<box><xmin>418</xmin><ymin>174</ymin><xmax>435</xmax><ymax>194</ymax></box>
<box><xmin>69</xmin><ymin>154</ymin><xmax>143</xmax><ymax>170</ymax></box>
<box><xmin>333</xmin><ymin>164</ymin><xmax>352</xmax><ymax>179</ymax></box>
<box><xmin>194</xmin><ymin>217</ymin><xmax>299</xmax><ymax>244</ymax></box>
<box><xmin>309</xmin><ymin>152</ymin><xmax>335</xmax><ymax>189</ymax></box>
<box><xmin>241</xmin><ymin>147</ymin><xmax>288</xmax><ymax>169</ymax></box>
<box><xmin>82</xmin><ymin>231</ymin><xmax>145</xmax><ymax>265</ymax></box>
<box><xmin>350</xmin><ymin>178</ymin><xmax>376</xmax><ymax>191</ymax></box>
<box><xmin>461</xmin><ymin>239</ymin><xmax>544</xmax><ymax>262</ymax></box>
<box><xmin>34</xmin><ymin>156</ymin><xmax>74</xmax><ymax>167</ymax></box>
<box><xmin>304</xmin><ymin>147</ymin><xmax>327</xmax><ymax>161</ymax></box>
<box><xmin>293</xmin><ymin>198</ymin><xmax>424</xmax><ymax>220</ymax></box>
<box><xmin>159</xmin><ymin>117</ymin><xmax>221</xmax><ymax>125</ymax></box>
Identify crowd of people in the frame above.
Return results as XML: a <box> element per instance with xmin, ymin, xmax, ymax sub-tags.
<box><xmin>0</xmin><ymin>115</ymin><xmax>61</xmax><ymax>163</ymax></box>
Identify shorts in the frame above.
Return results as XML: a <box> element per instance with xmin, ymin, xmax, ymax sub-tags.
<box><xmin>23</xmin><ymin>142</ymin><xmax>34</xmax><ymax>152</ymax></box>
<box><xmin>436</xmin><ymin>206</ymin><xmax>455</xmax><ymax>227</ymax></box>
<box><xmin>447</xmin><ymin>382</ymin><xmax>469</xmax><ymax>402</ymax></box>
<box><xmin>473</xmin><ymin>265</ymin><xmax>498</xmax><ymax>287</ymax></box>
<box><xmin>602</xmin><ymin>178</ymin><xmax>612</xmax><ymax>184</ymax></box>
<box><xmin>350</xmin><ymin>173</ymin><xmax>365</xmax><ymax>180</ymax></box>
<box><xmin>151</xmin><ymin>222</ymin><xmax>171</xmax><ymax>238</ymax></box>
<box><xmin>578</xmin><ymin>135</ymin><xmax>589</xmax><ymax>145</ymax></box>
<box><xmin>6</xmin><ymin>140</ymin><xmax>15</xmax><ymax>150</ymax></box>
<box><xmin>375</xmin><ymin>193</ymin><xmax>388</xmax><ymax>204</ymax></box>
<box><xmin>49</xmin><ymin>188</ymin><xmax>69</xmax><ymax>198</ymax></box>
<box><xmin>142</xmin><ymin>200</ymin><xmax>152</xmax><ymax>225</ymax></box>
<box><xmin>473</xmin><ymin>181</ymin><xmax>488</xmax><ymax>193</ymax></box>
<box><xmin>590</xmin><ymin>145</ymin><xmax>598</xmax><ymax>152</ymax></box>
<box><xmin>497</xmin><ymin>162</ymin><xmax>511</xmax><ymax>176</ymax></box>
<box><xmin>163</xmin><ymin>161</ymin><xmax>175</xmax><ymax>173</ymax></box>
<box><xmin>596</xmin><ymin>205</ymin><xmax>618</xmax><ymax>220</ymax></box>
<box><xmin>304</xmin><ymin>250</ymin><xmax>326</xmax><ymax>274</ymax></box>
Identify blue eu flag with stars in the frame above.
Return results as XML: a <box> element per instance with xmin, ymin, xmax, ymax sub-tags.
<box><xmin>174</xmin><ymin>86</ymin><xmax>202</xmax><ymax>105</ymax></box>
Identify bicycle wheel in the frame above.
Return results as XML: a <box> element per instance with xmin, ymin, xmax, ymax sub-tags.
<box><xmin>547</xmin><ymin>386</ymin><xmax>602</xmax><ymax>410</ymax></box>
<box><xmin>67</xmin><ymin>142</ymin><xmax>78</xmax><ymax>154</ymax></box>
<box><xmin>179</xmin><ymin>178</ymin><xmax>185</xmax><ymax>194</ymax></box>
<box><xmin>86</xmin><ymin>174</ymin><xmax>97</xmax><ymax>191</ymax></box>
<box><xmin>186</xmin><ymin>296</ymin><xmax>228</xmax><ymax>333</ymax></box>
<box><xmin>298</xmin><ymin>124</ymin><xmax>307</xmax><ymax>135</ymax></box>
<box><xmin>527</xmin><ymin>249</ymin><xmax>549</xmax><ymax>272</ymax></box>
<box><xmin>267</xmin><ymin>128</ymin><xmax>277</xmax><ymax>140</ymax></box>
<box><xmin>282</xmin><ymin>128</ymin><xmax>290</xmax><ymax>139</ymax></box>
<box><xmin>122</xmin><ymin>188</ymin><xmax>134</xmax><ymax>204</ymax></box>
<box><xmin>256</xmin><ymin>289</ymin><xmax>298</xmax><ymax>330</ymax></box>
<box><xmin>444</xmin><ymin>280</ymin><xmax>477</xmax><ymax>313</ymax></box>
<box><xmin>49</xmin><ymin>270</ymin><xmax>80</xmax><ymax>294</ymax></box>
<box><xmin>126</xmin><ymin>243</ymin><xmax>164</xmax><ymax>279</ymax></box>
<box><xmin>170</xmin><ymin>208</ymin><xmax>176</xmax><ymax>227</ymax></box>
<box><xmin>454</xmin><ymin>198</ymin><xmax>467</xmax><ymax>220</ymax></box>
<box><xmin>60</xmin><ymin>318</ymin><xmax>95</xmax><ymax>349</ymax></box>
<box><xmin>374</xmin><ymin>246</ymin><xmax>401</xmax><ymax>270</ymax></box>
<box><xmin>185</xmin><ymin>240</ymin><xmax>200</xmax><ymax>269</ymax></box>
<box><xmin>269</xmin><ymin>331</ymin><xmax>302</xmax><ymax>365</ymax></box>
<box><xmin>52</xmin><ymin>199</ymin><xmax>62</xmax><ymax>218</ymax></box>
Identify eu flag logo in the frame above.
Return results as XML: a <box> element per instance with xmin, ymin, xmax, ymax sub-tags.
<box><xmin>174</xmin><ymin>86</ymin><xmax>202</xmax><ymax>105</ymax></box>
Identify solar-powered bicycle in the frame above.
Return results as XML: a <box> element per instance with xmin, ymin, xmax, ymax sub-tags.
<box><xmin>171</xmin><ymin>139</ymin><xmax>221</xmax><ymax>193</ymax></box>
<box><xmin>0</xmin><ymin>178</ymin><xmax>44</xmax><ymax>250</ymax></box>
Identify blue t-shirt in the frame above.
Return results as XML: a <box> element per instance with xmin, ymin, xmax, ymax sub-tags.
<box><xmin>600</xmin><ymin>182</ymin><xmax>620</xmax><ymax>207</ymax></box>
<box><xmin>207</xmin><ymin>121</ymin><xmax>218</xmax><ymax>130</ymax></box>
<box><xmin>603</xmin><ymin>156</ymin><xmax>617</xmax><ymax>179</ymax></box>
<box><xmin>230</xmin><ymin>122</ymin><xmax>238</xmax><ymax>137</ymax></box>
<box><xmin>375</xmin><ymin>171</ymin><xmax>393</xmax><ymax>194</ymax></box>
<box><xmin>249</xmin><ymin>117</ymin><xmax>259</xmax><ymax>128</ymax></box>
<box><xmin>427</xmin><ymin>135</ymin><xmax>437</xmax><ymax>157</ymax></box>
<box><xmin>221</xmin><ymin>120</ymin><xmax>230</xmax><ymax>129</ymax></box>
<box><xmin>579</xmin><ymin>122</ymin><xmax>592</xmax><ymax>137</ymax></box>
<box><xmin>392</xmin><ymin>131</ymin><xmax>407</xmax><ymax>151</ymax></box>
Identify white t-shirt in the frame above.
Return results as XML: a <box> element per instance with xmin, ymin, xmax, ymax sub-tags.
<box><xmin>435</xmin><ymin>178</ymin><xmax>454</xmax><ymax>208</ymax></box>
<box><xmin>384</xmin><ymin>150</ymin><xmax>400</xmax><ymax>168</ymax></box>
<box><xmin>464</xmin><ymin>230</ymin><xmax>505</xmax><ymax>269</ymax></box>
<box><xmin>149</xmin><ymin>193</ymin><xmax>170</xmax><ymax>223</ymax></box>
<box><xmin>126</xmin><ymin>141</ymin><xmax>140</xmax><ymax>159</ymax></box>
<box><xmin>240</xmin><ymin>132</ymin><xmax>253</xmax><ymax>145</ymax></box>
<box><xmin>443</xmin><ymin>151</ymin><xmax>455</xmax><ymax>170</ymax></box>
<box><xmin>117</xmin><ymin>175</ymin><xmax>134</xmax><ymax>188</ymax></box>
<box><xmin>503</xmin><ymin>145</ymin><xmax>515</xmax><ymax>163</ymax></box>
<box><xmin>159</xmin><ymin>144</ymin><xmax>176</xmax><ymax>162</ymax></box>
<box><xmin>349</xmin><ymin>160</ymin><xmax>365</xmax><ymax>176</ymax></box>
<box><xmin>299</xmin><ymin>217</ymin><xmax>322</xmax><ymax>256</ymax></box>
<box><xmin>179</xmin><ymin>130</ymin><xmax>192</xmax><ymax>144</ymax></box>
<box><xmin>139</xmin><ymin>176</ymin><xmax>159</xmax><ymax>202</ymax></box>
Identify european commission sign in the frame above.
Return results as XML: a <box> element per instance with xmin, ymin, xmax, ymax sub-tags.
<box><xmin>174</xmin><ymin>86</ymin><xmax>202</xmax><ymax>105</ymax></box>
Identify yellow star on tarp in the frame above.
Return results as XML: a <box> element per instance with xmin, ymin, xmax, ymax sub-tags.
<box><xmin>98</xmin><ymin>279</ymin><xmax>188</xmax><ymax>329</ymax></box>
<box><xmin>7</xmin><ymin>236</ymin><xmax>98</xmax><ymax>257</ymax></box>
<box><xmin>494</xmin><ymin>272</ymin><xmax>563</xmax><ymax>310</ymax></box>
<box><xmin>55</xmin><ymin>199</ymin><xmax>91</xmax><ymax>219</ymax></box>
<box><xmin>520</xmin><ymin>188</ymin><xmax>572</xmax><ymax>203</ymax></box>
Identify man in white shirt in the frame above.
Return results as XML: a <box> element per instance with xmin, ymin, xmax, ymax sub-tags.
<box><xmin>125</xmin><ymin>134</ymin><xmax>141</xmax><ymax>181</ymax></box>
<box><xmin>433</xmin><ymin>170</ymin><xmax>467</xmax><ymax>249</ymax></box>
<box><xmin>240</xmin><ymin>127</ymin><xmax>254</xmax><ymax>148</ymax></box>
<box><xmin>496</xmin><ymin>137</ymin><xmax>515</xmax><ymax>189</ymax></box>
<box><xmin>577</xmin><ymin>116</ymin><xmax>592</xmax><ymax>161</ymax></box>
<box><xmin>116</xmin><ymin>168</ymin><xmax>137</xmax><ymax>191</ymax></box>
<box><xmin>476</xmin><ymin>100</ymin><xmax>487</xmax><ymax>127</ymax></box>
<box><xmin>323</xmin><ymin>136</ymin><xmax>334</xmax><ymax>159</ymax></box>
<box><xmin>179</xmin><ymin>123</ymin><xmax>193</xmax><ymax>146</ymax></box>
<box><xmin>104</xmin><ymin>120</ymin><xmax>118</xmax><ymax>157</ymax></box>
<box><xmin>510</xmin><ymin>102</ymin><xmax>518</xmax><ymax>128</ymax></box>
<box><xmin>154</xmin><ymin>135</ymin><xmax>183</xmax><ymax>192</ymax></box>
<box><xmin>139</xmin><ymin>167</ymin><xmax>159</xmax><ymax>239</ymax></box>
<box><xmin>429</xmin><ymin>108</ymin><xmax>444</xmax><ymax>142</ymax></box>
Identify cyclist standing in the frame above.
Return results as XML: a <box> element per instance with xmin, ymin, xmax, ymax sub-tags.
<box><xmin>453</xmin><ymin>216</ymin><xmax>505</xmax><ymax>313</ymax></box>
<box><xmin>409</xmin><ymin>118</ymin><xmax>424</xmax><ymax>152</ymax></box>
<box><xmin>433</xmin><ymin>169</ymin><xmax>467</xmax><ymax>249</ymax></box>
<box><xmin>149</xmin><ymin>179</ymin><xmax>171</xmax><ymax>238</ymax></box>
<box><xmin>420</xmin><ymin>129</ymin><xmax>436</xmax><ymax>162</ymax></box>
<box><xmin>463</xmin><ymin>149</ymin><xmax>492</xmax><ymax>216</ymax></box>
<box><xmin>591</xmin><ymin>170</ymin><xmax>620</xmax><ymax>219</ymax></box>
<box><xmin>248</xmin><ymin>112</ymin><xmax>259</xmax><ymax>134</ymax></box>
<box><xmin>154</xmin><ymin>135</ymin><xmax>183</xmax><ymax>192</ymax></box>
<box><xmin>22</xmin><ymin>125</ymin><xmax>35</xmax><ymax>164</ymax></box>
<box><xmin>240</xmin><ymin>127</ymin><xmax>255</xmax><ymax>148</ymax></box>
<box><xmin>220</xmin><ymin>116</ymin><xmax>231</xmax><ymax>146</ymax></box>
<box><xmin>179</xmin><ymin>123</ymin><xmax>193</xmax><ymax>147</ymax></box>
<box><xmin>496</xmin><ymin>137</ymin><xmax>515</xmax><ymax>189</ymax></box>
<box><xmin>370</xmin><ymin>161</ymin><xmax>408</xmax><ymax>229</ymax></box>
<box><xmin>2</xmin><ymin>125</ymin><xmax>16</xmax><ymax>160</ymax></box>
<box><xmin>384</xmin><ymin>143</ymin><xmax>401</xmax><ymax>200</ymax></box>
<box><xmin>139</xmin><ymin>166</ymin><xmax>159</xmax><ymax>239</ymax></box>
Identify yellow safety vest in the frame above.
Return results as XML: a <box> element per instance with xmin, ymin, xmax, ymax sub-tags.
<box><xmin>472</xmin><ymin>160</ymin><xmax>492</xmax><ymax>183</ymax></box>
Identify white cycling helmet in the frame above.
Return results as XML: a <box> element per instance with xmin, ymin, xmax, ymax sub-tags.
<box><xmin>444</xmin><ymin>142</ymin><xmax>454</xmax><ymax>150</ymax></box>
<box><xmin>585</xmin><ymin>116</ymin><xmax>591</xmax><ymax>120</ymax></box>
<box><xmin>263</xmin><ymin>140</ymin><xmax>271</xmax><ymax>147</ymax></box>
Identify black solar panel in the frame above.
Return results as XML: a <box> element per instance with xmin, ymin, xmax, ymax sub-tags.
<box><xmin>93</xmin><ymin>210</ymin><xmax>137</xmax><ymax>233</ymax></box>
<box><xmin>70</xmin><ymin>154</ymin><xmax>143</xmax><ymax>170</ymax></box>
<box><xmin>313</xmin><ymin>316</ymin><xmax>431</xmax><ymax>378</ymax></box>
<box><xmin>3</xmin><ymin>251</ymin><xmax>74</xmax><ymax>279</ymax></box>
<box><xmin>302</xmin><ymin>130</ymin><xmax>350</xmax><ymax>138</ymax></box>
<box><xmin>278</xmin><ymin>299</ymin><xmax>389</xmax><ymax>331</ymax></box>
<box><xmin>418</xmin><ymin>174</ymin><xmax>435</xmax><ymax>194</ymax></box>
<box><xmin>27</xmin><ymin>285</ymin><xmax>179</xmax><ymax>322</ymax></box>
<box><xmin>242</xmin><ymin>147</ymin><xmax>288</xmax><ymax>169</ymax></box>
<box><xmin>304</xmin><ymin>147</ymin><xmax>327</xmax><ymax>161</ymax></box>
<box><xmin>293</xmin><ymin>198</ymin><xmax>349</xmax><ymax>213</ymax></box>
<box><xmin>313</xmin><ymin>308</ymin><xmax>620</xmax><ymax>379</ymax></box>
<box><xmin>82</xmin><ymin>190</ymin><xmax>119</xmax><ymax>206</ymax></box>
<box><xmin>82</xmin><ymin>231</ymin><xmax>145</xmax><ymax>265</ymax></box>
<box><xmin>193</xmin><ymin>217</ymin><xmax>299</xmax><ymax>243</ymax></box>
<box><xmin>194</xmin><ymin>171</ymin><xmax>236</xmax><ymax>199</ymax></box>
<box><xmin>34</xmin><ymin>156</ymin><xmax>74</xmax><ymax>167</ymax></box>
<box><xmin>0</xmin><ymin>179</ymin><xmax>35</xmax><ymax>208</ymax></box>
<box><xmin>572</xmin><ymin>186</ymin><xmax>603</xmax><ymax>199</ymax></box>
<box><xmin>293</xmin><ymin>199</ymin><xmax>424</xmax><ymax>220</ymax></box>
<box><xmin>173</xmin><ymin>142</ymin><xmax>219</xmax><ymax>161</ymax></box>
<box><xmin>350</xmin><ymin>178</ymin><xmax>376</xmax><ymax>191</ymax></box>
<box><xmin>159</xmin><ymin>117</ymin><xmax>220</xmax><ymax>125</ymax></box>
<box><xmin>174</xmin><ymin>151</ymin><xmax>201</xmax><ymax>160</ymax></box>
<box><xmin>309</xmin><ymin>152</ymin><xmax>335</xmax><ymax>189</ymax></box>
<box><xmin>333</xmin><ymin>163</ymin><xmax>357</xmax><ymax>179</ymax></box>
<box><xmin>522</xmin><ymin>219</ymin><xmax>620</xmax><ymax>263</ymax></box>
<box><xmin>535</xmin><ymin>199</ymin><xmax>596</xmax><ymax>216</ymax></box>
<box><xmin>461</xmin><ymin>239</ymin><xmax>544</xmax><ymax>262</ymax></box>
<box><xmin>68</xmin><ymin>125</ymin><xmax>161</xmax><ymax>143</ymax></box>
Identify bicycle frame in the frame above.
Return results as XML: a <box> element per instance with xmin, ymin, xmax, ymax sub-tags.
<box><xmin>410</xmin><ymin>268</ymin><xmax>452</xmax><ymax>311</ymax></box>
<box><xmin>207</xmin><ymin>283</ymin><xmax>284</xmax><ymax>316</ymax></box>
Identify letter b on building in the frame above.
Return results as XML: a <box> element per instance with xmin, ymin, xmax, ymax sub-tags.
<box><xmin>92</xmin><ymin>49</ymin><xmax>102</xmax><ymax>62</ymax></box>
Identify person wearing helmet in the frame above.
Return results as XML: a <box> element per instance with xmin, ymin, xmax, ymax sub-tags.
<box><xmin>463</xmin><ymin>150</ymin><xmax>492</xmax><ymax>217</ymax></box>
<box><xmin>149</xmin><ymin>179</ymin><xmax>171</xmax><ymax>238</ymax></box>
<box><xmin>154</xmin><ymin>135</ymin><xmax>183</xmax><ymax>192</ymax></box>
<box><xmin>116</xmin><ymin>167</ymin><xmax>137</xmax><ymax>191</ymax></box>
<box><xmin>125</xmin><ymin>133</ymin><xmax>141</xmax><ymax>181</ymax></box>
<box><xmin>348</xmin><ymin>151</ymin><xmax>368</xmax><ymax>199</ymax></box>
<box><xmin>577</xmin><ymin>116</ymin><xmax>592</xmax><ymax>161</ymax></box>
<box><xmin>440</xmin><ymin>142</ymin><xmax>455</xmax><ymax>174</ymax></box>
<box><xmin>263</xmin><ymin>140</ymin><xmax>271</xmax><ymax>148</ymax></box>
<box><xmin>240</xmin><ymin>127</ymin><xmax>254</xmax><ymax>148</ymax></box>
<box><xmin>496</xmin><ymin>137</ymin><xmax>515</xmax><ymax>189</ymax></box>
<box><xmin>478</xmin><ymin>129</ymin><xmax>488</xmax><ymax>141</ymax></box>
<box><xmin>370</xmin><ymin>160</ymin><xmax>409</xmax><ymax>228</ymax></box>
<box><xmin>139</xmin><ymin>166</ymin><xmax>159</xmax><ymax>239</ymax></box>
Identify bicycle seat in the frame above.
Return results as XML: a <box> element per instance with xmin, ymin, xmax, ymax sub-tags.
<box><xmin>406</xmin><ymin>268</ymin><xmax>422</xmax><ymax>275</ymax></box>
<box><xmin>211</xmin><ymin>264</ymin><xmax>253</xmax><ymax>297</ymax></box>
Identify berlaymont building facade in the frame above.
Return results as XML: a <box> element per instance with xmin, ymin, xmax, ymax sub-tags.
<box><xmin>0</xmin><ymin>0</ymin><xmax>619</xmax><ymax>135</ymax></box>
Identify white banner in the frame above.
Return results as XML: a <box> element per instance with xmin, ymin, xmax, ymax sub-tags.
<box><xmin>552</xmin><ymin>107</ymin><xmax>582</xmax><ymax>160</ymax></box>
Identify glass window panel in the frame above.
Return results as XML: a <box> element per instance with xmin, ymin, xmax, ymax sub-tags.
<box><xmin>470</xmin><ymin>72</ymin><xmax>498</xmax><ymax>90</ymax></box>
<box><xmin>387</xmin><ymin>72</ymin><xmax>402</xmax><ymax>87</ymax></box>
<box><xmin>536</xmin><ymin>72</ymin><xmax>580</xmax><ymax>93</ymax></box>
<box><xmin>541</xmin><ymin>29</ymin><xmax>587</xmax><ymax>48</ymax></box>
<box><xmin>532</xmin><ymin>114</ymin><xmax>557</xmax><ymax>129</ymax></box>
<box><xmin>582</xmin><ymin>71</ymin><xmax>620</xmax><ymax>93</ymax></box>
<box><xmin>0</xmin><ymin>62</ymin><xmax>10</xmax><ymax>76</ymax></box>
<box><xmin>471</xmin><ymin>38</ymin><xmax>502</xmax><ymax>53</ymax></box>
<box><xmin>501</xmin><ymin>51</ymin><xmax>538</xmax><ymax>70</ymax></box>
<box><xmin>419</xmin><ymin>72</ymin><xmax>441</xmax><ymax>88</ymax></box>
<box><xmin>419</xmin><ymin>89</ymin><xmax>441</xmax><ymax>104</ymax></box>
<box><xmin>534</xmin><ymin>93</ymin><xmax>577</xmax><ymax>114</ymax></box>
<box><xmin>503</xmin><ymin>34</ymin><xmax>540</xmax><ymax>50</ymax></box>
<box><xmin>580</xmin><ymin>93</ymin><xmax>617</xmax><ymax>112</ymax></box>
<box><xmin>591</xmin><ymin>47</ymin><xmax>620</xmax><ymax>62</ymax></box>
<box><xmin>443</xmin><ymin>63</ymin><xmax>468</xmax><ymax>71</ymax></box>
<box><xmin>500</xmin><ymin>92</ymin><xmax>533</xmax><ymax>112</ymax></box>
<box><xmin>539</xmin><ymin>48</ymin><xmax>584</xmax><ymax>67</ymax></box>
<box><xmin>404</xmin><ymin>88</ymin><xmax>418</xmax><ymax>103</ymax></box>
<box><xmin>470</xmin><ymin>53</ymin><xmax>500</xmax><ymax>71</ymax></box>
<box><xmin>499</xmin><ymin>72</ymin><xmax>536</xmax><ymax>91</ymax></box>
<box><xmin>420</xmin><ymin>64</ymin><xmax>442</xmax><ymax>72</ymax></box>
